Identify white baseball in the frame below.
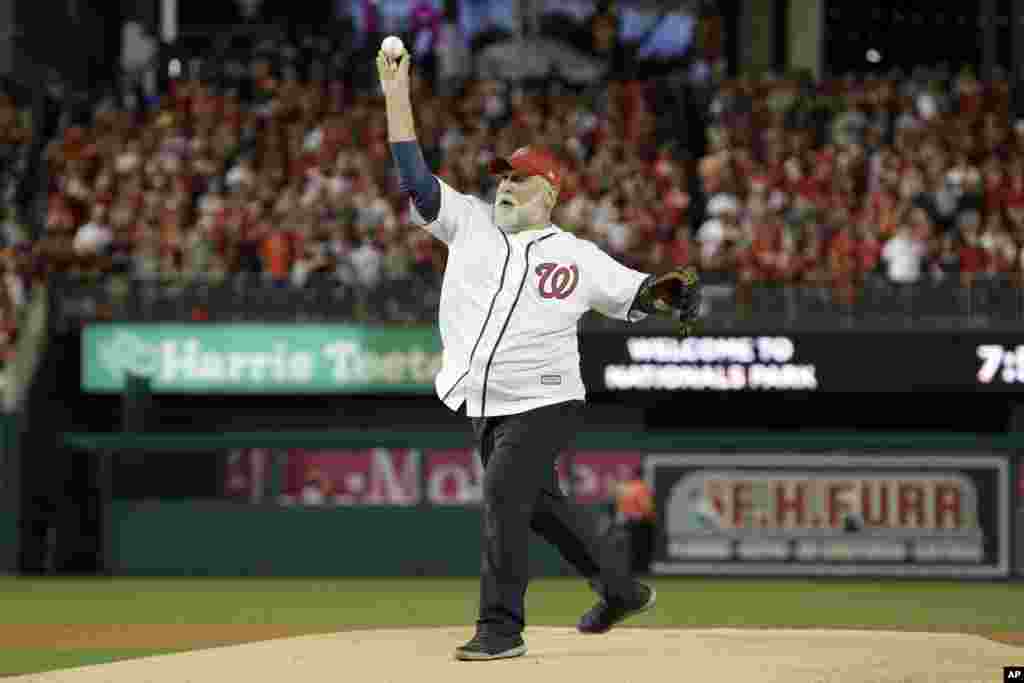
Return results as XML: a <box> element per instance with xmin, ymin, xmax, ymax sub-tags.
<box><xmin>381</xmin><ymin>36</ymin><xmax>405</xmax><ymax>59</ymax></box>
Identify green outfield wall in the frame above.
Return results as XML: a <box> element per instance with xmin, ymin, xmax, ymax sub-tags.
<box><xmin>0</xmin><ymin>414</ymin><xmax>18</xmax><ymax>572</ymax></box>
<box><xmin>73</xmin><ymin>430</ymin><xmax>1021</xmax><ymax>578</ymax></box>
<box><xmin>107</xmin><ymin>500</ymin><xmax>573</xmax><ymax>577</ymax></box>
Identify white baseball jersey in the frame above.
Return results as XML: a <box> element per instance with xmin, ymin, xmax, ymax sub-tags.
<box><xmin>412</xmin><ymin>177</ymin><xmax>650</xmax><ymax>417</ymax></box>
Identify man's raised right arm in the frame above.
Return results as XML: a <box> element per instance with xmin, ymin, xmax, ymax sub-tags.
<box><xmin>377</xmin><ymin>48</ymin><xmax>441</xmax><ymax>225</ymax></box>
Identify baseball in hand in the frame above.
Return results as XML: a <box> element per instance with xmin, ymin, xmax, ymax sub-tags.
<box><xmin>381</xmin><ymin>36</ymin><xmax>405</xmax><ymax>59</ymax></box>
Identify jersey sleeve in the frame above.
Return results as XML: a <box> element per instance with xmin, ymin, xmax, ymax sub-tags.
<box><xmin>408</xmin><ymin>176</ymin><xmax>478</xmax><ymax>245</ymax></box>
<box><xmin>579</xmin><ymin>240</ymin><xmax>651</xmax><ymax>322</ymax></box>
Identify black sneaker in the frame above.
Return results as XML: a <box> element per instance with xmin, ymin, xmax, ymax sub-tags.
<box><xmin>454</xmin><ymin>633</ymin><xmax>527</xmax><ymax>661</ymax></box>
<box><xmin>577</xmin><ymin>581</ymin><xmax>656</xmax><ymax>634</ymax></box>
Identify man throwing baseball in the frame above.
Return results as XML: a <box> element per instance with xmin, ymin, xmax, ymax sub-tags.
<box><xmin>377</xmin><ymin>43</ymin><xmax>700</xmax><ymax>661</ymax></box>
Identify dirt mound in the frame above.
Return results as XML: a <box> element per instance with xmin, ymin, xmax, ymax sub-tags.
<box><xmin>9</xmin><ymin>627</ymin><xmax>1021</xmax><ymax>683</ymax></box>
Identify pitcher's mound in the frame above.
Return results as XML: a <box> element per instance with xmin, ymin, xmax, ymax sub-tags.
<box><xmin>10</xmin><ymin>627</ymin><xmax>1020</xmax><ymax>683</ymax></box>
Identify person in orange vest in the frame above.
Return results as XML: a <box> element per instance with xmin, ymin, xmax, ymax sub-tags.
<box><xmin>614</xmin><ymin>466</ymin><xmax>656</xmax><ymax>575</ymax></box>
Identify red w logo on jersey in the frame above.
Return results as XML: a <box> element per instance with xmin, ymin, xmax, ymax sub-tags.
<box><xmin>535</xmin><ymin>263</ymin><xmax>579</xmax><ymax>299</ymax></box>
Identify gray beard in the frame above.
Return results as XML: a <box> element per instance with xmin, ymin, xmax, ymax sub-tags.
<box><xmin>494</xmin><ymin>197</ymin><xmax>549</xmax><ymax>233</ymax></box>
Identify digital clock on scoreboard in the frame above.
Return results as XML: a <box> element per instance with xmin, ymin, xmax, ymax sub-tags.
<box><xmin>976</xmin><ymin>345</ymin><xmax>1024</xmax><ymax>385</ymax></box>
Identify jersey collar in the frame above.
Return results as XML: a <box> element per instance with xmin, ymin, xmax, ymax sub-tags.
<box><xmin>510</xmin><ymin>224</ymin><xmax>561</xmax><ymax>243</ymax></box>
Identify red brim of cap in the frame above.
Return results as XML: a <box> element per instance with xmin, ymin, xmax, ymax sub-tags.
<box><xmin>488</xmin><ymin>156</ymin><xmax>561</xmax><ymax>189</ymax></box>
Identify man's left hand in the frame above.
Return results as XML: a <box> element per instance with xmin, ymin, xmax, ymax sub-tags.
<box><xmin>641</xmin><ymin>266</ymin><xmax>702</xmax><ymax>335</ymax></box>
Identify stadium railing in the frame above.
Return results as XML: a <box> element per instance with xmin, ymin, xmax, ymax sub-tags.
<box><xmin>48</xmin><ymin>271</ymin><xmax>1024</xmax><ymax>332</ymax></box>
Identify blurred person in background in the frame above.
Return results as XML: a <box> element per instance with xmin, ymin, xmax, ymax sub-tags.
<box><xmin>956</xmin><ymin>209</ymin><xmax>987</xmax><ymax>285</ymax></box>
<box><xmin>827</xmin><ymin>212</ymin><xmax>859</xmax><ymax>306</ymax></box>
<box><xmin>0</xmin><ymin>249</ymin><xmax>24</xmax><ymax>315</ymax></box>
<box><xmin>133</xmin><ymin>229</ymin><xmax>162</xmax><ymax>280</ymax></box>
<box><xmin>300</xmin><ymin>465</ymin><xmax>331</xmax><ymax>506</ymax></box>
<box><xmin>696</xmin><ymin>192</ymin><xmax>740</xmax><ymax>272</ymax></box>
<box><xmin>979</xmin><ymin>212</ymin><xmax>1018</xmax><ymax>277</ymax></box>
<box><xmin>291</xmin><ymin>221</ymin><xmax>338</xmax><ymax>288</ymax></box>
<box><xmin>613</xmin><ymin>466</ymin><xmax>655</xmax><ymax>575</ymax></box>
<box><xmin>881</xmin><ymin>219</ymin><xmax>926</xmax><ymax>287</ymax></box>
<box><xmin>0</xmin><ymin>207</ymin><xmax>26</xmax><ymax>251</ymax></box>
<box><xmin>930</xmin><ymin>232</ymin><xmax>961</xmax><ymax>282</ymax></box>
<box><xmin>263</xmin><ymin>221</ymin><xmax>296</xmax><ymax>287</ymax></box>
<box><xmin>72</xmin><ymin>204</ymin><xmax>113</xmax><ymax>265</ymax></box>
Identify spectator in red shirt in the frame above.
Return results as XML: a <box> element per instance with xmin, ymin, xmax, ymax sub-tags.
<box><xmin>956</xmin><ymin>210</ymin><xmax>987</xmax><ymax>284</ymax></box>
<box><xmin>829</xmin><ymin>217</ymin><xmax>859</xmax><ymax>305</ymax></box>
<box><xmin>739</xmin><ymin>195</ymin><xmax>787</xmax><ymax>283</ymax></box>
<box><xmin>263</xmin><ymin>223</ymin><xmax>294</xmax><ymax>287</ymax></box>
<box><xmin>856</xmin><ymin>219</ymin><xmax>884</xmax><ymax>276</ymax></box>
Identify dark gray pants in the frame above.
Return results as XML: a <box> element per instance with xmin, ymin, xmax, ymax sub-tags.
<box><xmin>469</xmin><ymin>400</ymin><xmax>634</xmax><ymax>637</ymax></box>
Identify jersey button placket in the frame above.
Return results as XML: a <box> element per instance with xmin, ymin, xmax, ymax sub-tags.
<box><xmin>475</xmin><ymin>252</ymin><xmax>519</xmax><ymax>406</ymax></box>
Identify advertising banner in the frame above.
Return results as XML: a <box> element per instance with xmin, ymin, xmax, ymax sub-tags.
<box><xmin>581</xmin><ymin>332</ymin><xmax>1024</xmax><ymax>393</ymax></box>
<box><xmin>648</xmin><ymin>453</ymin><xmax>1012</xmax><ymax>577</ymax></box>
<box><xmin>224</xmin><ymin>448</ymin><xmax>642</xmax><ymax>506</ymax></box>
<box><xmin>82</xmin><ymin>325</ymin><xmax>1024</xmax><ymax>394</ymax></box>
<box><xmin>82</xmin><ymin>324</ymin><xmax>442</xmax><ymax>393</ymax></box>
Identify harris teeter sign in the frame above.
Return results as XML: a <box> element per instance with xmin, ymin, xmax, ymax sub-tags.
<box><xmin>82</xmin><ymin>324</ymin><xmax>442</xmax><ymax>393</ymax></box>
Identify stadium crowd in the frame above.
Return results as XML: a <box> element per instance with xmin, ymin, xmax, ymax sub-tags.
<box><xmin>0</xmin><ymin>85</ymin><xmax>34</xmax><ymax>368</ymax></box>
<box><xmin>2</xmin><ymin>21</ymin><xmax>1023</xmax><ymax>345</ymax></box>
<box><xmin>698</xmin><ymin>68</ymin><xmax>1023</xmax><ymax>304</ymax></box>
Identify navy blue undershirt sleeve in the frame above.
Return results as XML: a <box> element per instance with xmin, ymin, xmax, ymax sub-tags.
<box><xmin>390</xmin><ymin>141</ymin><xmax>441</xmax><ymax>223</ymax></box>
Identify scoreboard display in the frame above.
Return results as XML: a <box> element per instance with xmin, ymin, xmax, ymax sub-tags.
<box><xmin>582</xmin><ymin>332</ymin><xmax>1024</xmax><ymax>393</ymax></box>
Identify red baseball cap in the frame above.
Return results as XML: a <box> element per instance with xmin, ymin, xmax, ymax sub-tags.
<box><xmin>489</xmin><ymin>146</ymin><xmax>563</xmax><ymax>190</ymax></box>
